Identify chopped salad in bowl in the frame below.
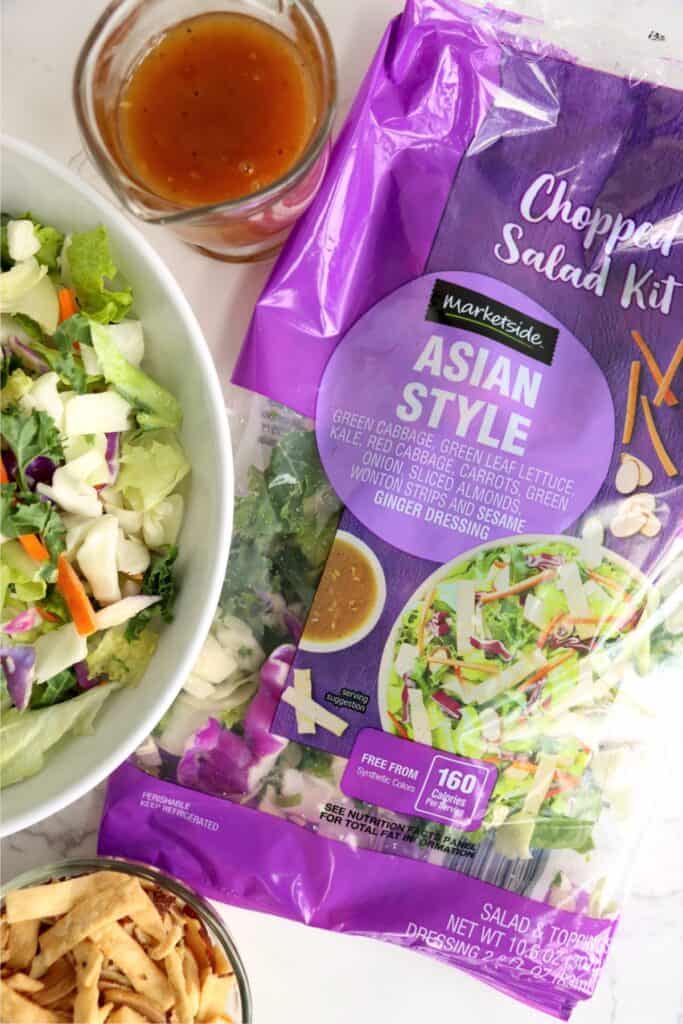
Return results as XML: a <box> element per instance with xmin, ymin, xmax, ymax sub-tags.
<box><xmin>0</xmin><ymin>211</ymin><xmax>189</xmax><ymax>788</ymax></box>
<box><xmin>380</xmin><ymin>535</ymin><xmax>675</xmax><ymax>860</ymax></box>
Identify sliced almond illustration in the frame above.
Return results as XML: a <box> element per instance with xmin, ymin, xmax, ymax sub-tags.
<box><xmin>610</xmin><ymin>511</ymin><xmax>647</xmax><ymax>538</ymax></box>
<box><xmin>621</xmin><ymin>453</ymin><xmax>653</xmax><ymax>487</ymax></box>
<box><xmin>615</xmin><ymin>458</ymin><xmax>639</xmax><ymax>495</ymax></box>
<box><xmin>640</xmin><ymin>515</ymin><xmax>662</xmax><ymax>538</ymax></box>
<box><xmin>625</xmin><ymin>493</ymin><xmax>656</xmax><ymax>513</ymax></box>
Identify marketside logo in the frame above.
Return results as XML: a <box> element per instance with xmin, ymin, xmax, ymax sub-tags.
<box><xmin>426</xmin><ymin>280</ymin><xmax>559</xmax><ymax>366</ymax></box>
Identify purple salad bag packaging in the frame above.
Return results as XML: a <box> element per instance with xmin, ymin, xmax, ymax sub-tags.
<box><xmin>100</xmin><ymin>1</ymin><xmax>683</xmax><ymax>1017</ymax></box>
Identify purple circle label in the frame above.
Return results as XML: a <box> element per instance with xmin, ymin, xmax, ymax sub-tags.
<box><xmin>316</xmin><ymin>272</ymin><xmax>615</xmax><ymax>562</ymax></box>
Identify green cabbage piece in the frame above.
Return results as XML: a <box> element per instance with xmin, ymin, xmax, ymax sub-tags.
<box><xmin>90</xmin><ymin>322</ymin><xmax>181</xmax><ymax>430</ymax></box>
<box><xmin>113</xmin><ymin>430</ymin><xmax>189</xmax><ymax>511</ymax></box>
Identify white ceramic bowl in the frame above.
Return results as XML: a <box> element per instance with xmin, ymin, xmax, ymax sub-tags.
<box><xmin>1</xmin><ymin>135</ymin><xmax>233</xmax><ymax>836</ymax></box>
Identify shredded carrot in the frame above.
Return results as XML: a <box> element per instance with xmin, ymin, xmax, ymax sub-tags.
<box><xmin>56</xmin><ymin>554</ymin><xmax>98</xmax><ymax>636</ymax></box>
<box><xmin>519</xmin><ymin>651</ymin><xmax>574</xmax><ymax>693</ymax></box>
<box><xmin>547</xmin><ymin>772</ymin><xmax>581</xmax><ymax>799</ymax></box>
<box><xmin>427</xmin><ymin>655</ymin><xmax>499</xmax><ymax>675</ymax></box>
<box><xmin>18</xmin><ymin>534</ymin><xmax>50</xmax><ymax>562</ymax></box>
<box><xmin>416</xmin><ymin>588</ymin><xmax>436</xmax><ymax>656</ymax></box>
<box><xmin>387</xmin><ymin>710</ymin><xmax>409</xmax><ymax>739</ymax></box>
<box><xmin>58</xmin><ymin>287</ymin><xmax>78</xmax><ymax>323</ymax></box>
<box><xmin>37</xmin><ymin>607</ymin><xmax>60</xmax><ymax>623</ymax></box>
<box><xmin>622</xmin><ymin>360</ymin><xmax>641</xmax><ymax>444</ymax></box>
<box><xmin>483</xmin><ymin>755</ymin><xmax>537</xmax><ymax>774</ymax></box>
<box><xmin>127</xmin><ymin>572</ymin><xmax>144</xmax><ymax>581</ymax></box>
<box><xmin>536</xmin><ymin>612</ymin><xmax>566</xmax><ymax>649</ymax></box>
<box><xmin>631</xmin><ymin>330</ymin><xmax>678</xmax><ymax>407</ymax></box>
<box><xmin>0</xmin><ymin>456</ymin><xmax>9</xmax><ymax>484</ymax></box>
<box><xmin>586</xmin><ymin>570</ymin><xmax>629</xmax><ymax>598</ymax></box>
<box><xmin>654</xmin><ymin>339</ymin><xmax>683</xmax><ymax>407</ymax></box>
<box><xmin>479</xmin><ymin>569</ymin><xmax>556</xmax><ymax>606</ymax></box>
<box><xmin>493</xmin><ymin>559</ymin><xmax>506</xmax><ymax>569</ymax></box>
<box><xmin>640</xmin><ymin>396</ymin><xmax>679</xmax><ymax>477</ymax></box>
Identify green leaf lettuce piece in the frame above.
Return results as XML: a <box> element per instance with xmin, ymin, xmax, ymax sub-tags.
<box><xmin>0</xmin><ymin>368</ymin><xmax>34</xmax><ymax>410</ymax></box>
<box><xmin>0</xmin><ymin>540</ymin><xmax>48</xmax><ymax>611</ymax></box>
<box><xmin>0</xmin><ymin>683</ymin><xmax>118</xmax><ymax>787</ymax></box>
<box><xmin>530</xmin><ymin>816</ymin><xmax>595</xmax><ymax>854</ymax></box>
<box><xmin>30</xmin><ymin>669</ymin><xmax>78</xmax><ymax>709</ymax></box>
<box><xmin>87</xmin><ymin>625</ymin><xmax>159</xmax><ymax>685</ymax></box>
<box><xmin>17</xmin><ymin>212</ymin><xmax>65</xmax><ymax>272</ymax></box>
<box><xmin>66</xmin><ymin>226</ymin><xmax>133</xmax><ymax>323</ymax></box>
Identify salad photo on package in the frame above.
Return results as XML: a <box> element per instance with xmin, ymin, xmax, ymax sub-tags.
<box><xmin>381</xmin><ymin>537</ymin><xmax>665</xmax><ymax>862</ymax></box>
<box><xmin>1</xmin><ymin>212</ymin><xmax>188</xmax><ymax>787</ymax></box>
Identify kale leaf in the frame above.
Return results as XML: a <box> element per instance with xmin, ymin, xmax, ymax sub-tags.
<box><xmin>125</xmin><ymin>546</ymin><xmax>179</xmax><ymax>641</ymax></box>
<box><xmin>1</xmin><ymin>406</ymin><xmax>64</xmax><ymax>490</ymax></box>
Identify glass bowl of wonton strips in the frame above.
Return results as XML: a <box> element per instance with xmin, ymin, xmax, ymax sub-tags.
<box><xmin>0</xmin><ymin>858</ymin><xmax>252</xmax><ymax>1023</ymax></box>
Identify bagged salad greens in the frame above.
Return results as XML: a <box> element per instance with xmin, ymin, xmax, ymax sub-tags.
<box><xmin>1</xmin><ymin>215</ymin><xmax>186</xmax><ymax>787</ymax></box>
<box><xmin>100</xmin><ymin>1</ymin><xmax>682</xmax><ymax>1017</ymax></box>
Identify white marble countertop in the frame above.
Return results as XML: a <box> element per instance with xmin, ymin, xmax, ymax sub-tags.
<box><xmin>2</xmin><ymin>1</ymin><xmax>682</xmax><ymax>1021</ymax></box>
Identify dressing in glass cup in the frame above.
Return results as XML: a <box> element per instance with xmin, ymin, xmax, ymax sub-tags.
<box><xmin>74</xmin><ymin>0</ymin><xmax>336</xmax><ymax>262</ymax></box>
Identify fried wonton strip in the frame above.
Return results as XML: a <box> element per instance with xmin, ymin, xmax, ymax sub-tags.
<box><xmin>183</xmin><ymin>945</ymin><xmax>201</xmax><ymax>1020</ymax></box>
<box><xmin>280</xmin><ymin>688</ymin><xmax>348</xmax><ymax>736</ymax></box>
<box><xmin>654</xmin><ymin>338</ymin><xmax>683</xmax><ymax>407</ymax></box>
<box><xmin>4</xmin><ymin>973</ymin><xmax>44</xmax><ymax>994</ymax></box>
<box><xmin>0</xmin><ymin>979</ymin><xmax>59</xmax><ymax>1022</ymax></box>
<box><xmin>5</xmin><ymin>874</ymin><xmax>124</xmax><ymax>924</ymax></box>
<box><xmin>73</xmin><ymin>939</ymin><xmax>104</xmax><ymax>1024</ymax></box>
<box><xmin>107</xmin><ymin>1008</ymin><xmax>149</xmax><ymax>1024</ymax></box>
<box><xmin>32</xmin><ymin>879</ymin><xmax>147</xmax><ymax>977</ymax></box>
<box><xmin>631</xmin><ymin>330</ymin><xmax>678</xmax><ymax>406</ymax></box>
<box><xmin>148</xmin><ymin>921</ymin><xmax>182</xmax><ymax>961</ymax></box>
<box><xmin>93</xmin><ymin>923</ymin><xmax>174</xmax><ymax>1010</ymax></box>
<box><xmin>292</xmin><ymin>670</ymin><xmax>316</xmax><ymax>734</ymax></box>
<box><xmin>198</xmin><ymin>974</ymin><xmax>235</xmax><ymax>1022</ymax></box>
<box><xmin>164</xmin><ymin>948</ymin><xmax>192</xmax><ymax>1024</ymax></box>
<box><xmin>98</xmin><ymin>1003</ymin><xmax>115</xmax><ymax>1024</ymax></box>
<box><xmin>1</xmin><ymin>917</ymin><xmax>11</xmax><ymax>961</ymax></box>
<box><xmin>31</xmin><ymin>958</ymin><xmax>76</xmax><ymax>1007</ymax></box>
<box><xmin>183</xmin><ymin>919</ymin><xmax>212</xmax><ymax>982</ymax></box>
<box><xmin>6</xmin><ymin>920</ymin><xmax>40</xmax><ymax>969</ymax></box>
<box><xmin>101</xmin><ymin>987</ymin><xmax>166</xmax><ymax>1023</ymax></box>
<box><xmin>622</xmin><ymin>359</ymin><xmax>640</xmax><ymax>444</ymax></box>
<box><xmin>129</xmin><ymin>890</ymin><xmax>166</xmax><ymax>943</ymax></box>
<box><xmin>74</xmin><ymin>939</ymin><xmax>104</xmax><ymax>990</ymax></box>
<box><xmin>211</xmin><ymin>945</ymin><xmax>233</xmax><ymax>979</ymax></box>
<box><xmin>640</xmin><ymin>396</ymin><xmax>679</xmax><ymax>477</ymax></box>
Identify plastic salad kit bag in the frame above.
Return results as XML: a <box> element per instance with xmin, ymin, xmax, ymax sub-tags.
<box><xmin>100</xmin><ymin>1</ymin><xmax>683</xmax><ymax>1017</ymax></box>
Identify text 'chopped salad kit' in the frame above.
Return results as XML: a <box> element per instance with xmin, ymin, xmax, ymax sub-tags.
<box><xmin>99</xmin><ymin>1</ymin><xmax>683</xmax><ymax>1017</ymax></box>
